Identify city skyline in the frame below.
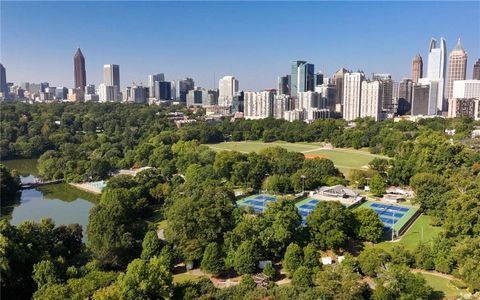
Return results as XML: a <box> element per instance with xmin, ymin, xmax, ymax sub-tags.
<box><xmin>2</xmin><ymin>1</ymin><xmax>479</xmax><ymax>90</ymax></box>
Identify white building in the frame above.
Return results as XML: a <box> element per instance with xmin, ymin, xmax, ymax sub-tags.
<box><xmin>343</xmin><ymin>72</ymin><xmax>364</xmax><ymax>121</ymax></box>
<box><xmin>360</xmin><ymin>80</ymin><xmax>383</xmax><ymax>121</ymax></box>
<box><xmin>148</xmin><ymin>73</ymin><xmax>165</xmax><ymax>99</ymax></box>
<box><xmin>274</xmin><ymin>94</ymin><xmax>292</xmax><ymax>119</ymax></box>
<box><xmin>99</xmin><ymin>83</ymin><xmax>120</xmax><ymax>102</ymax></box>
<box><xmin>244</xmin><ymin>90</ymin><xmax>275</xmax><ymax>119</ymax></box>
<box><xmin>452</xmin><ymin>80</ymin><xmax>480</xmax><ymax>99</ymax></box>
<box><xmin>218</xmin><ymin>76</ymin><xmax>239</xmax><ymax>107</ymax></box>
<box><xmin>297</xmin><ymin>91</ymin><xmax>320</xmax><ymax>110</ymax></box>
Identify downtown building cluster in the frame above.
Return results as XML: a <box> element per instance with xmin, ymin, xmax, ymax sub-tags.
<box><xmin>1</xmin><ymin>38</ymin><xmax>480</xmax><ymax>121</ymax></box>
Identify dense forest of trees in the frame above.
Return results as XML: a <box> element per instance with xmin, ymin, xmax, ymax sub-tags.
<box><xmin>1</xmin><ymin>102</ymin><xmax>480</xmax><ymax>299</ymax></box>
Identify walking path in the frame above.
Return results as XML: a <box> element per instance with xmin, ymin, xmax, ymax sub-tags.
<box><xmin>411</xmin><ymin>269</ymin><xmax>457</xmax><ymax>281</ymax></box>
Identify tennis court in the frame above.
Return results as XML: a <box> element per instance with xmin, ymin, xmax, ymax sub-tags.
<box><xmin>295</xmin><ymin>198</ymin><xmax>322</xmax><ymax>225</ymax></box>
<box><xmin>356</xmin><ymin>200</ymin><xmax>419</xmax><ymax>233</ymax></box>
<box><xmin>236</xmin><ymin>194</ymin><xmax>278</xmax><ymax>213</ymax></box>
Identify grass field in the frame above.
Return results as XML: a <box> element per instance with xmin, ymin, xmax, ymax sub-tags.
<box><xmin>375</xmin><ymin>215</ymin><xmax>442</xmax><ymax>252</ymax></box>
<box><xmin>420</xmin><ymin>273</ymin><xmax>464</xmax><ymax>299</ymax></box>
<box><xmin>173</xmin><ymin>273</ymin><xmax>201</xmax><ymax>283</ymax></box>
<box><xmin>206</xmin><ymin>141</ymin><xmax>386</xmax><ymax>174</ymax></box>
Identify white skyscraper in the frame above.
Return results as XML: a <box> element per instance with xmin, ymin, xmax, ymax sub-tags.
<box><xmin>244</xmin><ymin>90</ymin><xmax>275</xmax><ymax>119</ymax></box>
<box><xmin>103</xmin><ymin>64</ymin><xmax>120</xmax><ymax>101</ymax></box>
<box><xmin>148</xmin><ymin>73</ymin><xmax>165</xmax><ymax>99</ymax></box>
<box><xmin>360</xmin><ymin>80</ymin><xmax>383</xmax><ymax>121</ymax></box>
<box><xmin>99</xmin><ymin>83</ymin><xmax>119</xmax><ymax>102</ymax></box>
<box><xmin>218</xmin><ymin>76</ymin><xmax>239</xmax><ymax>107</ymax></box>
<box><xmin>297</xmin><ymin>91</ymin><xmax>320</xmax><ymax>111</ymax></box>
<box><xmin>343</xmin><ymin>72</ymin><xmax>365</xmax><ymax>121</ymax></box>
<box><xmin>425</xmin><ymin>38</ymin><xmax>447</xmax><ymax>112</ymax></box>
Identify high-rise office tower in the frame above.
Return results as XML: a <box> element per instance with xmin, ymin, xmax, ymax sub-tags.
<box><xmin>398</xmin><ymin>79</ymin><xmax>413</xmax><ymax>115</ymax></box>
<box><xmin>290</xmin><ymin>61</ymin><xmax>314</xmax><ymax>97</ymax></box>
<box><xmin>372</xmin><ymin>73</ymin><xmax>394</xmax><ymax>113</ymax></box>
<box><xmin>411</xmin><ymin>84</ymin><xmax>431</xmax><ymax>115</ymax></box>
<box><xmin>154</xmin><ymin>81</ymin><xmax>172</xmax><ymax>101</ymax></box>
<box><xmin>74</xmin><ymin>48</ymin><xmax>86</xmax><ymax>91</ymax></box>
<box><xmin>343</xmin><ymin>72</ymin><xmax>365</xmax><ymax>121</ymax></box>
<box><xmin>315</xmin><ymin>72</ymin><xmax>324</xmax><ymax>86</ymax></box>
<box><xmin>334</xmin><ymin>68</ymin><xmax>348</xmax><ymax>108</ymax></box>
<box><xmin>244</xmin><ymin>90</ymin><xmax>275</xmax><ymax>119</ymax></box>
<box><xmin>148</xmin><ymin>74</ymin><xmax>165</xmax><ymax>99</ymax></box>
<box><xmin>104</xmin><ymin>64</ymin><xmax>120</xmax><ymax>87</ymax></box>
<box><xmin>175</xmin><ymin>78</ymin><xmax>195</xmax><ymax>102</ymax></box>
<box><xmin>360</xmin><ymin>80</ymin><xmax>383</xmax><ymax>121</ymax></box>
<box><xmin>426</xmin><ymin>37</ymin><xmax>447</xmax><ymax>112</ymax></box>
<box><xmin>277</xmin><ymin>75</ymin><xmax>290</xmax><ymax>95</ymax></box>
<box><xmin>103</xmin><ymin>64</ymin><xmax>120</xmax><ymax>101</ymax></box>
<box><xmin>447</xmin><ymin>39</ymin><xmax>467</xmax><ymax>100</ymax></box>
<box><xmin>0</xmin><ymin>63</ymin><xmax>8</xmax><ymax>100</ymax></box>
<box><xmin>40</xmin><ymin>82</ymin><xmax>49</xmax><ymax>93</ymax></box>
<box><xmin>411</xmin><ymin>54</ymin><xmax>423</xmax><ymax>83</ymax></box>
<box><xmin>473</xmin><ymin>59</ymin><xmax>480</xmax><ymax>80</ymax></box>
<box><xmin>218</xmin><ymin>76</ymin><xmax>239</xmax><ymax>106</ymax></box>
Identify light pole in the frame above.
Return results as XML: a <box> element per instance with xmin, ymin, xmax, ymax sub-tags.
<box><xmin>300</xmin><ymin>175</ymin><xmax>306</xmax><ymax>194</ymax></box>
<box><xmin>265</xmin><ymin>173</ymin><xmax>270</xmax><ymax>194</ymax></box>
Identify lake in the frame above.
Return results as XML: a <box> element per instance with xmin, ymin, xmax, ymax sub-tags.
<box><xmin>1</xmin><ymin>159</ymin><xmax>98</xmax><ymax>240</ymax></box>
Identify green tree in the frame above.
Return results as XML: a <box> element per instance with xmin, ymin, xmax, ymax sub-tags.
<box><xmin>315</xmin><ymin>264</ymin><xmax>367</xmax><ymax>300</ymax></box>
<box><xmin>369</xmin><ymin>174</ymin><xmax>386</xmax><ymax>196</ymax></box>
<box><xmin>141</xmin><ymin>231</ymin><xmax>163</xmax><ymax>260</ymax></box>
<box><xmin>410</xmin><ymin>172</ymin><xmax>451</xmax><ymax>218</ymax></box>
<box><xmin>233</xmin><ymin>240</ymin><xmax>259</xmax><ymax>275</ymax></box>
<box><xmin>306</xmin><ymin>201</ymin><xmax>352</xmax><ymax>250</ymax></box>
<box><xmin>87</xmin><ymin>188</ymin><xmax>147</xmax><ymax>269</ymax></box>
<box><xmin>262</xmin><ymin>262</ymin><xmax>276</xmax><ymax>280</ymax></box>
<box><xmin>373</xmin><ymin>264</ymin><xmax>433</xmax><ymax>299</ymax></box>
<box><xmin>291</xmin><ymin>266</ymin><xmax>313</xmax><ymax>288</ymax></box>
<box><xmin>282</xmin><ymin>243</ymin><xmax>303</xmax><ymax>278</ymax></box>
<box><xmin>348</xmin><ymin>169</ymin><xmax>367</xmax><ymax>189</ymax></box>
<box><xmin>165</xmin><ymin>182</ymin><xmax>235</xmax><ymax>262</ymax></box>
<box><xmin>200</xmin><ymin>242</ymin><xmax>225</xmax><ymax>276</ymax></box>
<box><xmin>0</xmin><ymin>164</ymin><xmax>20</xmax><ymax>200</ymax></box>
<box><xmin>358</xmin><ymin>247</ymin><xmax>390</xmax><ymax>277</ymax></box>
<box><xmin>118</xmin><ymin>257</ymin><xmax>173</xmax><ymax>300</ymax></box>
<box><xmin>32</xmin><ymin>260</ymin><xmax>59</xmax><ymax>288</ymax></box>
<box><xmin>353</xmin><ymin>208</ymin><xmax>384</xmax><ymax>242</ymax></box>
<box><xmin>303</xmin><ymin>244</ymin><xmax>320</xmax><ymax>270</ymax></box>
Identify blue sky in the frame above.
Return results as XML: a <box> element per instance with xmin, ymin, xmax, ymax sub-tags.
<box><xmin>1</xmin><ymin>1</ymin><xmax>479</xmax><ymax>91</ymax></box>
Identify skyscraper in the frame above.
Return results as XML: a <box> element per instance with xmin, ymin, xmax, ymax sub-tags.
<box><xmin>148</xmin><ymin>73</ymin><xmax>165</xmax><ymax>99</ymax></box>
<box><xmin>218</xmin><ymin>76</ymin><xmax>239</xmax><ymax>106</ymax></box>
<box><xmin>104</xmin><ymin>64</ymin><xmax>120</xmax><ymax>87</ymax></box>
<box><xmin>334</xmin><ymin>68</ymin><xmax>348</xmax><ymax>110</ymax></box>
<box><xmin>0</xmin><ymin>63</ymin><xmax>8</xmax><ymax>100</ymax></box>
<box><xmin>175</xmin><ymin>78</ymin><xmax>195</xmax><ymax>102</ymax></box>
<box><xmin>411</xmin><ymin>54</ymin><xmax>423</xmax><ymax>83</ymax></box>
<box><xmin>473</xmin><ymin>58</ymin><xmax>480</xmax><ymax>80</ymax></box>
<box><xmin>343</xmin><ymin>72</ymin><xmax>365</xmax><ymax>121</ymax></box>
<box><xmin>74</xmin><ymin>48</ymin><xmax>86</xmax><ymax>91</ymax></box>
<box><xmin>103</xmin><ymin>64</ymin><xmax>120</xmax><ymax>101</ymax></box>
<box><xmin>447</xmin><ymin>39</ymin><xmax>467</xmax><ymax>100</ymax></box>
<box><xmin>290</xmin><ymin>61</ymin><xmax>314</xmax><ymax>97</ymax></box>
<box><xmin>426</xmin><ymin>37</ymin><xmax>447</xmax><ymax>112</ymax></box>
<box><xmin>360</xmin><ymin>80</ymin><xmax>383</xmax><ymax>121</ymax></box>
<box><xmin>277</xmin><ymin>75</ymin><xmax>290</xmax><ymax>95</ymax></box>
<box><xmin>411</xmin><ymin>84</ymin><xmax>431</xmax><ymax>115</ymax></box>
<box><xmin>398</xmin><ymin>79</ymin><xmax>413</xmax><ymax>115</ymax></box>
<box><xmin>372</xmin><ymin>73</ymin><xmax>394</xmax><ymax>113</ymax></box>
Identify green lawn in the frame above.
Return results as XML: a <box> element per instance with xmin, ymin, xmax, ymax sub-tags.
<box><xmin>206</xmin><ymin>141</ymin><xmax>386</xmax><ymax>174</ymax></box>
<box><xmin>172</xmin><ymin>273</ymin><xmax>202</xmax><ymax>283</ymax></box>
<box><xmin>420</xmin><ymin>273</ymin><xmax>464</xmax><ymax>299</ymax></box>
<box><xmin>376</xmin><ymin>215</ymin><xmax>442</xmax><ymax>252</ymax></box>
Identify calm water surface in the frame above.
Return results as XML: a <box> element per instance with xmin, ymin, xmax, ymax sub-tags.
<box><xmin>1</xmin><ymin>159</ymin><xmax>98</xmax><ymax>239</ymax></box>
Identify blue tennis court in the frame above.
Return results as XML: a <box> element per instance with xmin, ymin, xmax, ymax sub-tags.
<box><xmin>295</xmin><ymin>198</ymin><xmax>324</xmax><ymax>225</ymax></box>
<box><xmin>357</xmin><ymin>200</ymin><xmax>417</xmax><ymax>231</ymax></box>
<box><xmin>236</xmin><ymin>194</ymin><xmax>278</xmax><ymax>213</ymax></box>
